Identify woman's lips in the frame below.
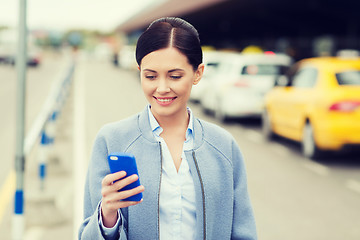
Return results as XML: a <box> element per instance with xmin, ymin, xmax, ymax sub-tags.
<box><xmin>154</xmin><ymin>96</ymin><xmax>177</xmax><ymax>106</ymax></box>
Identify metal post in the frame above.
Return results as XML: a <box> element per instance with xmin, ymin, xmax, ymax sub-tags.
<box><xmin>38</xmin><ymin>130</ymin><xmax>49</xmax><ymax>191</ymax></box>
<box><xmin>12</xmin><ymin>0</ymin><xmax>27</xmax><ymax>239</ymax></box>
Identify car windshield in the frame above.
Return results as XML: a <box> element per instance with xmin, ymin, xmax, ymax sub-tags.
<box><xmin>241</xmin><ymin>64</ymin><xmax>288</xmax><ymax>76</ymax></box>
<box><xmin>203</xmin><ymin>62</ymin><xmax>221</xmax><ymax>77</ymax></box>
<box><xmin>336</xmin><ymin>70</ymin><xmax>360</xmax><ymax>85</ymax></box>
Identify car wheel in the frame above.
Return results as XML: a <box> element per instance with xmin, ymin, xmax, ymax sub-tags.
<box><xmin>262</xmin><ymin>110</ymin><xmax>275</xmax><ymax>140</ymax></box>
<box><xmin>302</xmin><ymin>122</ymin><xmax>322</xmax><ymax>159</ymax></box>
<box><xmin>201</xmin><ymin>105</ymin><xmax>213</xmax><ymax>116</ymax></box>
<box><xmin>215</xmin><ymin>100</ymin><xmax>228</xmax><ymax>123</ymax></box>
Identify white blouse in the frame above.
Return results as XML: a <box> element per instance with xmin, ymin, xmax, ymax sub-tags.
<box><xmin>148</xmin><ymin>106</ymin><xmax>197</xmax><ymax>240</ymax></box>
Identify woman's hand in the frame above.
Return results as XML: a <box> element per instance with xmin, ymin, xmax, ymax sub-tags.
<box><xmin>100</xmin><ymin>171</ymin><xmax>145</xmax><ymax>228</ymax></box>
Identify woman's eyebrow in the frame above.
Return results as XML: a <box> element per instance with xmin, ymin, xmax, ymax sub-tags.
<box><xmin>168</xmin><ymin>68</ymin><xmax>185</xmax><ymax>73</ymax></box>
<box><xmin>143</xmin><ymin>69</ymin><xmax>157</xmax><ymax>73</ymax></box>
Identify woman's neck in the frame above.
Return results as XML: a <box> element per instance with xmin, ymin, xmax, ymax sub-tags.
<box><xmin>154</xmin><ymin>108</ymin><xmax>189</xmax><ymax>132</ymax></box>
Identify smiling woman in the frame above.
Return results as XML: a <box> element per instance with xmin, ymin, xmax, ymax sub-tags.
<box><xmin>140</xmin><ymin>47</ymin><xmax>202</xmax><ymax>120</ymax></box>
<box><xmin>79</xmin><ymin>17</ymin><xmax>257</xmax><ymax>240</ymax></box>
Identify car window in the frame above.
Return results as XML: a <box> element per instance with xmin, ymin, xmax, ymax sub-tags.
<box><xmin>336</xmin><ymin>70</ymin><xmax>360</xmax><ymax>85</ymax></box>
<box><xmin>292</xmin><ymin>68</ymin><xmax>318</xmax><ymax>88</ymax></box>
<box><xmin>203</xmin><ymin>62</ymin><xmax>220</xmax><ymax>77</ymax></box>
<box><xmin>241</xmin><ymin>64</ymin><xmax>288</xmax><ymax>75</ymax></box>
<box><xmin>207</xmin><ymin>62</ymin><xmax>219</xmax><ymax>68</ymax></box>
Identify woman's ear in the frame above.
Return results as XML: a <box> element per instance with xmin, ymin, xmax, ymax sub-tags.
<box><xmin>193</xmin><ymin>63</ymin><xmax>204</xmax><ymax>85</ymax></box>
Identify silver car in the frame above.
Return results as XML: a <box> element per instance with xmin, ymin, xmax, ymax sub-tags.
<box><xmin>200</xmin><ymin>52</ymin><xmax>292</xmax><ymax>121</ymax></box>
<box><xmin>190</xmin><ymin>51</ymin><xmax>231</xmax><ymax>103</ymax></box>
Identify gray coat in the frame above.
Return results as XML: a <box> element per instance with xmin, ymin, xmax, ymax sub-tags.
<box><xmin>79</xmin><ymin>107</ymin><xmax>257</xmax><ymax>240</ymax></box>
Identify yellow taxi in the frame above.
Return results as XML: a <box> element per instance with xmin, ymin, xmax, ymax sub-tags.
<box><xmin>262</xmin><ymin>56</ymin><xmax>360</xmax><ymax>158</ymax></box>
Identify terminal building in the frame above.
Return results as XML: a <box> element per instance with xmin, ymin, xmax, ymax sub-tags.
<box><xmin>116</xmin><ymin>0</ymin><xmax>360</xmax><ymax>60</ymax></box>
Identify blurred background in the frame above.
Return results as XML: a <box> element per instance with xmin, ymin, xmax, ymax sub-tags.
<box><xmin>1</xmin><ymin>0</ymin><xmax>360</xmax><ymax>239</ymax></box>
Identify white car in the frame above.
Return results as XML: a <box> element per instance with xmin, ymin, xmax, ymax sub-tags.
<box><xmin>190</xmin><ymin>51</ymin><xmax>233</xmax><ymax>102</ymax></box>
<box><xmin>200</xmin><ymin>52</ymin><xmax>292</xmax><ymax>121</ymax></box>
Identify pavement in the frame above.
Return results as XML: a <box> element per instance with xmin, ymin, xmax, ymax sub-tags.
<box><xmin>3</xmin><ymin>54</ymin><xmax>144</xmax><ymax>240</ymax></box>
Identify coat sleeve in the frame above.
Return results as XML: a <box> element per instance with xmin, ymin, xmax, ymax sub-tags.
<box><xmin>231</xmin><ymin>139</ymin><xmax>258</xmax><ymax>240</ymax></box>
<box><xmin>78</xmin><ymin>130</ymin><xmax>127</xmax><ymax>240</ymax></box>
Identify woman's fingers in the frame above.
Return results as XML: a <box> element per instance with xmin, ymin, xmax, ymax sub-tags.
<box><xmin>113</xmin><ymin>174</ymin><xmax>139</xmax><ymax>191</ymax></box>
<box><xmin>116</xmin><ymin>185</ymin><xmax>145</xmax><ymax>200</ymax></box>
<box><xmin>102</xmin><ymin>171</ymin><xmax>126</xmax><ymax>186</ymax></box>
<box><xmin>101</xmin><ymin>172</ymin><xmax>144</xmax><ymax>202</ymax></box>
<box><xmin>104</xmin><ymin>184</ymin><xmax>144</xmax><ymax>203</ymax></box>
<box><xmin>101</xmin><ymin>172</ymin><xmax>144</xmax><ymax>225</ymax></box>
<box><xmin>102</xmin><ymin>173</ymin><xmax>140</xmax><ymax>196</ymax></box>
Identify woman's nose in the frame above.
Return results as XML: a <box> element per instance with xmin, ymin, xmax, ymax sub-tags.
<box><xmin>156</xmin><ymin>79</ymin><xmax>171</xmax><ymax>94</ymax></box>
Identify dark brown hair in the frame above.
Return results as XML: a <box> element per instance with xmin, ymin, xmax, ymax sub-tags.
<box><xmin>136</xmin><ymin>17</ymin><xmax>203</xmax><ymax>71</ymax></box>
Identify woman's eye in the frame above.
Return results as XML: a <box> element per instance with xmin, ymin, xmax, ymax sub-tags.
<box><xmin>170</xmin><ymin>75</ymin><xmax>182</xmax><ymax>80</ymax></box>
<box><xmin>145</xmin><ymin>75</ymin><xmax>156</xmax><ymax>80</ymax></box>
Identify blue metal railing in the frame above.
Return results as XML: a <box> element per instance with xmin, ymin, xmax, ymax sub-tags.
<box><xmin>13</xmin><ymin>58</ymin><xmax>75</xmax><ymax>240</ymax></box>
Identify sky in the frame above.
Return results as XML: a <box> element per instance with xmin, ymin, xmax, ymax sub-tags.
<box><xmin>0</xmin><ymin>0</ymin><xmax>161</xmax><ymax>32</ymax></box>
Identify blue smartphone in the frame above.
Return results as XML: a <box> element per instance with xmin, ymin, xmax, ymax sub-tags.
<box><xmin>107</xmin><ymin>152</ymin><xmax>142</xmax><ymax>201</ymax></box>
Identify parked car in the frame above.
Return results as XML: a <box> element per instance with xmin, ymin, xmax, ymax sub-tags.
<box><xmin>190</xmin><ymin>50</ymin><xmax>233</xmax><ymax>103</ymax></box>
<box><xmin>0</xmin><ymin>52</ymin><xmax>10</xmax><ymax>64</ymax></box>
<box><xmin>0</xmin><ymin>43</ymin><xmax>13</xmax><ymax>64</ymax></box>
<box><xmin>262</xmin><ymin>56</ymin><xmax>360</xmax><ymax>159</ymax></box>
<box><xmin>4</xmin><ymin>48</ymin><xmax>42</xmax><ymax>67</ymax></box>
<box><xmin>0</xmin><ymin>29</ymin><xmax>41</xmax><ymax>67</ymax></box>
<box><xmin>200</xmin><ymin>52</ymin><xmax>292</xmax><ymax>121</ymax></box>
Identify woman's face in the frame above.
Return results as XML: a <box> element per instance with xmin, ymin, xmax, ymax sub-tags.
<box><xmin>140</xmin><ymin>47</ymin><xmax>203</xmax><ymax>119</ymax></box>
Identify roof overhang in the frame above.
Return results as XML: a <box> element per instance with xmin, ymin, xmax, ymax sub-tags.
<box><xmin>117</xmin><ymin>0</ymin><xmax>226</xmax><ymax>33</ymax></box>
